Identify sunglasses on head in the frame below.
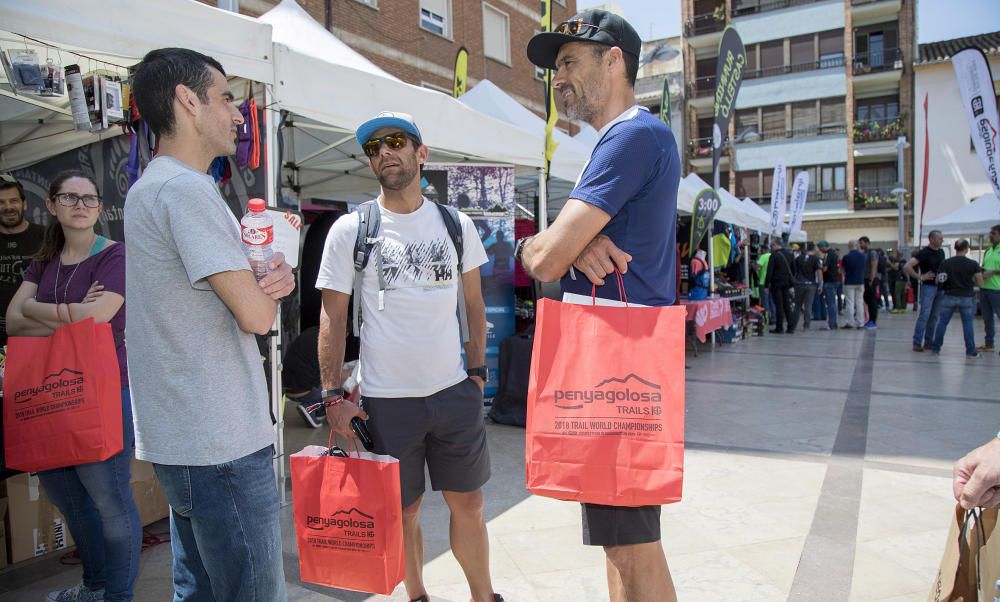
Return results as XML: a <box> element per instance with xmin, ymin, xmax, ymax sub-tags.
<box><xmin>362</xmin><ymin>131</ymin><xmax>412</xmax><ymax>158</ymax></box>
<box><xmin>555</xmin><ymin>19</ymin><xmax>623</xmax><ymax>46</ymax></box>
<box><xmin>0</xmin><ymin>174</ymin><xmax>19</xmax><ymax>184</ymax></box>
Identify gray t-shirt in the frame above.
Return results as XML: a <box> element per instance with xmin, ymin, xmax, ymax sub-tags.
<box><xmin>124</xmin><ymin>156</ymin><xmax>273</xmax><ymax>465</ymax></box>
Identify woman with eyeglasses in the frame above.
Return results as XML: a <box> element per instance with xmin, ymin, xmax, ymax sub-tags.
<box><xmin>5</xmin><ymin>170</ymin><xmax>140</xmax><ymax>602</ymax></box>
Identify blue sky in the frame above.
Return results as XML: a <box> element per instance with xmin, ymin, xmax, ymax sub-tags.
<box><xmin>576</xmin><ymin>0</ymin><xmax>1000</xmax><ymax>43</ymax></box>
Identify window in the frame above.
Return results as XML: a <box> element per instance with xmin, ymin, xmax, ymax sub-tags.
<box><xmin>792</xmin><ymin>101</ymin><xmax>818</xmax><ymax>134</ymax></box>
<box><xmin>820</xmin><ymin>98</ymin><xmax>845</xmax><ymax>133</ymax></box>
<box><xmin>759</xmin><ymin>40</ymin><xmax>783</xmax><ymax>72</ymax></box>
<box><xmin>790</xmin><ymin>35</ymin><xmax>814</xmax><ymax>67</ymax></box>
<box><xmin>856</xmin><ymin>96</ymin><xmax>898</xmax><ymax>125</ymax></box>
<box><xmin>354</xmin><ymin>0</ymin><xmax>377</xmax><ymax>7</ymax></box>
<box><xmin>745</xmin><ymin>44</ymin><xmax>757</xmax><ymax>72</ymax></box>
<box><xmin>857</xmin><ymin>162</ymin><xmax>897</xmax><ymax>192</ymax></box>
<box><xmin>736</xmin><ymin>108</ymin><xmax>759</xmax><ymax>137</ymax></box>
<box><xmin>819</xmin><ymin>30</ymin><xmax>844</xmax><ymax>67</ymax></box>
<box><xmin>697</xmin><ymin>116</ymin><xmax>714</xmax><ymax>140</ymax></box>
<box><xmin>821</xmin><ymin>165</ymin><xmax>846</xmax><ymax>192</ymax></box>
<box><xmin>856</xmin><ymin>25</ymin><xmax>898</xmax><ymax>64</ymax></box>
<box><xmin>420</xmin><ymin>0</ymin><xmax>451</xmax><ymax>38</ymax></box>
<box><xmin>736</xmin><ymin>171</ymin><xmax>761</xmax><ymax>199</ymax></box>
<box><xmin>762</xmin><ymin>105</ymin><xmax>785</xmax><ymax>136</ymax></box>
<box><xmin>483</xmin><ymin>4</ymin><xmax>510</xmax><ymax>64</ymax></box>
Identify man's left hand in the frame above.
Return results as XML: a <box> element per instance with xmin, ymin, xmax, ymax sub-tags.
<box><xmin>573</xmin><ymin>235</ymin><xmax>632</xmax><ymax>286</ymax></box>
<box><xmin>260</xmin><ymin>252</ymin><xmax>296</xmax><ymax>300</ymax></box>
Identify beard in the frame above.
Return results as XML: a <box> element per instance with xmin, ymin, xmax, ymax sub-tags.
<box><xmin>562</xmin><ymin>86</ymin><xmax>598</xmax><ymax>124</ymax></box>
<box><xmin>0</xmin><ymin>210</ymin><xmax>25</xmax><ymax>228</ymax></box>
<box><xmin>376</xmin><ymin>161</ymin><xmax>418</xmax><ymax>191</ymax></box>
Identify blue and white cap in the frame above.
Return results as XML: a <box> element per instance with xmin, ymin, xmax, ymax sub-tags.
<box><xmin>355</xmin><ymin>111</ymin><xmax>422</xmax><ymax>146</ymax></box>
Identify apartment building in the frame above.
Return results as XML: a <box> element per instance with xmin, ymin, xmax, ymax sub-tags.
<box><xmin>681</xmin><ymin>0</ymin><xmax>915</xmax><ymax>246</ymax></box>
<box><xmin>226</xmin><ymin>0</ymin><xmax>577</xmax><ymax>129</ymax></box>
<box><xmin>634</xmin><ymin>36</ymin><xmax>686</xmax><ymax>154</ymax></box>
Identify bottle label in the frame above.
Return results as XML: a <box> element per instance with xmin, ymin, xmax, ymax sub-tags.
<box><xmin>242</xmin><ymin>224</ymin><xmax>273</xmax><ymax>246</ymax></box>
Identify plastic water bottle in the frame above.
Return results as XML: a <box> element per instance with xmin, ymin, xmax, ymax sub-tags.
<box><xmin>240</xmin><ymin>198</ymin><xmax>273</xmax><ymax>281</ymax></box>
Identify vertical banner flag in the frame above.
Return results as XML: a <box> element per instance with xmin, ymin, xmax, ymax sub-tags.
<box><xmin>788</xmin><ymin>171</ymin><xmax>809</xmax><ymax>235</ymax></box>
<box><xmin>769</xmin><ymin>160</ymin><xmax>787</xmax><ymax>234</ymax></box>
<box><xmin>541</xmin><ymin>0</ymin><xmax>558</xmax><ymax>178</ymax></box>
<box><xmin>952</xmin><ymin>47</ymin><xmax>1000</xmax><ymax>200</ymax></box>
<box><xmin>690</xmin><ymin>188</ymin><xmax>721</xmax><ymax>251</ymax></box>
<box><xmin>711</xmin><ymin>26</ymin><xmax>747</xmax><ymax>189</ymax></box>
<box><xmin>453</xmin><ymin>47</ymin><xmax>469</xmax><ymax>98</ymax></box>
<box><xmin>659</xmin><ymin>76</ymin><xmax>671</xmax><ymax>128</ymax></box>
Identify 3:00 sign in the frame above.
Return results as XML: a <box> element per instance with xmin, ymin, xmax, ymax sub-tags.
<box><xmin>697</xmin><ymin>196</ymin><xmax>720</xmax><ymax>213</ymax></box>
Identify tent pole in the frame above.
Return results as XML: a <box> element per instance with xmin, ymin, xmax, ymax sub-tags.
<box><xmin>538</xmin><ymin>168</ymin><xmax>548</xmax><ymax>231</ymax></box>
<box><xmin>264</xmin><ymin>85</ymin><xmax>288</xmax><ymax>508</ymax></box>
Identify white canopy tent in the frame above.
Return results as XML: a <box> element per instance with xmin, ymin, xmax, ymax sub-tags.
<box><xmin>458</xmin><ymin>80</ymin><xmax>590</xmax><ymax>183</ymax></box>
<box><xmin>923</xmin><ymin>192</ymin><xmax>1000</xmax><ymax>235</ymax></box>
<box><xmin>0</xmin><ymin>0</ymin><xmax>274</xmax><ymax>171</ymax></box>
<box><xmin>261</xmin><ymin>0</ymin><xmax>545</xmax><ymax>203</ymax></box>
<box><xmin>678</xmin><ymin>173</ymin><xmax>772</xmax><ymax>232</ymax></box>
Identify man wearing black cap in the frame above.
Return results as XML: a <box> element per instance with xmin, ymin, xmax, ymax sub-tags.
<box><xmin>519</xmin><ymin>10</ymin><xmax>678</xmax><ymax>602</ymax></box>
<box><xmin>317</xmin><ymin>112</ymin><xmax>501</xmax><ymax>602</ymax></box>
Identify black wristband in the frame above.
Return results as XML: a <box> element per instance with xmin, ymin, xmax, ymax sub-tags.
<box><xmin>321</xmin><ymin>388</ymin><xmax>343</xmax><ymax>400</ymax></box>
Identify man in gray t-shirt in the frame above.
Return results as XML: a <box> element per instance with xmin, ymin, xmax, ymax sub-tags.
<box><xmin>126</xmin><ymin>48</ymin><xmax>295</xmax><ymax>600</ymax></box>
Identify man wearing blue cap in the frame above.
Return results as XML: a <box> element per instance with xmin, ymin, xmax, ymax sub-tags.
<box><xmin>519</xmin><ymin>9</ymin><xmax>679</xmax><ymax>602</ymax></box>
<box><xmin>316</xmin><ymin>112</ymin><xmax>502</xmax><ymax>602</ymax></box>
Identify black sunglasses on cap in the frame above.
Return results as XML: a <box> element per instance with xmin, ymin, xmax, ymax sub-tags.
<box><xmin>362</xmin><ymin>131</ymin><xmax>412</xmax><ymax>158</ymax></box>
<box><xmin>554</xmin><ymin>19</ymin><xmax>624</xmax><ymax>47</ymax></box>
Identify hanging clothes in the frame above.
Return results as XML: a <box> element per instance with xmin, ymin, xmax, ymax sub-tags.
<box><xmin>712</xmin><ymin>233</ymin><xmax>732</xmax><ymax>269</ymax></box>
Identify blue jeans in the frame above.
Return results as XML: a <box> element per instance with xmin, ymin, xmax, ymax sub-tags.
<box><xmin>812</xmin><ymin>285</ymin><xmax>826</xmax><ymax>321</ymax></box>
<box><xmin>823</xmin><ymin>283</ymin><xmax>840</xmax><ymax>328</ymax></box>
<box><xmin>981</xmin><ymin>289</ymin><xmax>1000</xmax><ymax>346</ymax></box>
<box><xmin>932</xmin><ymin>295</ymin><xmax>977</xmax><ymax>355</ymax></box>
<box><xmin>38</xmin><ymin>388</ymin><xmax>141</xmax><ymax>602</ymax></box>
<box><xmin>762</xmin><ymin>288</ymin><xmax>776</xmax><ymax>320</ymax></box>
<box><xmin>154</xmin><ymin>446</ymin><xmax>285</xmax><ymax>602</ymax></box>
<box><xmin>913</xmin><ymin>284</ymin><xmax>943</xmax><ymax>346</ymax></box>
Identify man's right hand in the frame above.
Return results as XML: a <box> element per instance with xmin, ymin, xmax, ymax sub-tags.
<box><xmin>921</xmin><ymin>272</ymin><xmax>935</xmax><ymax>282</ymax></box>
<box><xmin>953</xmin><ymin>437</ymin><xmax>1000</xmax><ymax>509</ymax></box>
<box><xmin>326</xmin><ymin>398</ymin><xmax>369</xmax><ymax>439</ymax></box>
<box><xmin>572</xmin><ymin>235</ymin><xmax>632</xmax><ymax>286</ymax></box>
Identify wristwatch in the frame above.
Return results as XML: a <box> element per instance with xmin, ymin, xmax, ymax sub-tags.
<box><xmin>467</xmin><ymin>366</ymin><xmax>488</xmax><ymax>381</ymax></box>
<box><xmin>321</xmin><ymin>387</ymin><xmax>344</xmax><ymax>400</ymax></box>
<box><xmin>514</xmin><ymin>236</ymin><xmax>530</xmax><ymax>263</ymax></box>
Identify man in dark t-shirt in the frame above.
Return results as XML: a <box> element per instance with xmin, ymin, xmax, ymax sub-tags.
<box><xmin>904</xmin><ymin>230</ymin><xmax>946</xmax><ymax>351</ymax></box>
<box><xmin>931</xmin><ymin>239</ymin><xmax>983</xmax><ymax>357</ymax></box>
<box><xmin>521</xmin><ymin>10</ymin><xmax>678</xmax><ymax>601</ymax></box>
<box><xmin>0</xmin><ymin>174</ymin><xmax>45</xmax><ymax>346</ymax></box>
<box><xmin>765</xmin><ymin>239</ymin><xmax>797</xmax><ymax>333</ymax></box>
<box><xmin>818</xmin><ymin>241</ymin><xmax>840</xmax><ymax>329</ymax></box>
<box><xmin>792</xmin><ymin>242</ymin><xmax>821</xmax><ymax>330</ymax></box>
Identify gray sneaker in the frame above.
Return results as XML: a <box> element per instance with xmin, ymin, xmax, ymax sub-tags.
<box><xmin>47</xmin><ymin>583</ymin><xmax>104</xmax><ymax>602</ymax></box>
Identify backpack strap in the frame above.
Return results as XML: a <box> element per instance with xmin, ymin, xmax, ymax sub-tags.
<box><xmin>434</xmin><ymin>202</ymin><xmax>470</xmax><ymax>344</ymax></box>
<box><xmin>351</xmin><ymin>200</ymin><xmax>384</xmax><ymax>337</ymax></box>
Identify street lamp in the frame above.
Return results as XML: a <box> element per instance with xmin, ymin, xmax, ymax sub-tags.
<box><xmin>895</xmin><ymin>135</ymin><xmax>910</xmax><ymax>249</ymax></box>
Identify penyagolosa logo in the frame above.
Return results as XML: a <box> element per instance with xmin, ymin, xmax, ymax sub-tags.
<box><xmin>12</xmin><ymin>368</ymin><xmax>84</xmax><ymax>405</ymax></box>
<box><xmin>554</xmin><ymin>373</ymin><xmax>662</xmax><ymax>410</ymax></box>
<box><xmin>305</xmin><ymin>507</ymin><xmax>376</xmax><ymax>533</ymax></box>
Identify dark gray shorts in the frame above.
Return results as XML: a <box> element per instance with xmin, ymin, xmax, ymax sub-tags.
<box><xmin>362</xmin><ymin>378</ymin><xmax>490</xmax><ymax>508</ymax></box>
<box><xmin>581</xmin><ymin>503</ymin><xmax>661</xmax><ymax>547</ymax></box>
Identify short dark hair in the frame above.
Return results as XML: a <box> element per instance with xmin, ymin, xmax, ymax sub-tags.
<box><xmin>955</xmin><ymin>239</ymin><xmax>970</xmax><ymax>252</ymax></box>
<box><xmin>0</xmin><ymin>174</ymin><xmax>25</xmax><ymax>201</ymax></box>
<box><xmin>806</xmin><ymin>242</ymin><xmax>816</xmax><ymax>251</ymax></box>
<box><xmin>859</xmin><ymin>236</ymin><xmax>870</xmax><ymax>244</ymax></box>
<box><xmin>591</xmin><ymin>44</ymin><xmax>638</xmax><ymax>87</ymax></box>
<box><xmin>991</xmin><ymin>224</ymin><xmax>1000</xmax><ymax>235</ymax></box>
<box><xmin>929</xmin><ymin>229</ymin><xmax>943</xmax><ymax>239</ymax></box>
<box><xmin>131</xmin><ymin>48</ymin><xmax>226</xmax><ymax>137</ymax></box>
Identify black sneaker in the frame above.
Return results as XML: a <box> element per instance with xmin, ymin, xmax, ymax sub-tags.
<box><xmin>297</xmin><ymin>402</ymin><xmax>325</xmax><ymax>428</ymax></box>
<box><xmin>967</xmin><ymin>352</ymin><xmax>982</xmax><ymax>359</ymax></box>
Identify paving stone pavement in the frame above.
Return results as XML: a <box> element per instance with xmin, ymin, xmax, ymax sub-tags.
<box><xmin>1</xmin><ymin>308</ymin><xmax>995</xmax><ymax>601</ymax></box>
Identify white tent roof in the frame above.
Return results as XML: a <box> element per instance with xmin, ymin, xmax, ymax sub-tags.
<box><xmin>678</xmin><ymin>173</ymin><xmax>772</xmax><ymax>231</ymax></box>
<box><xmin>263</xmin><ymin>0</ymin><xmax>544</xmax><ymax>202</ymax></box>
<box><xmin>0</xmin><ymin>0</ymin><xmax>274</xmax><ymax>171</ymax></box>
<box><xmin>924</xmin><ymin>192</ymin><xmax>1000</xmax><ymax>235</ymax></box>
<box><xmin>458</xmin><ymin>80</ymin><xmax>590</xmax><ymax>183</ymax></box>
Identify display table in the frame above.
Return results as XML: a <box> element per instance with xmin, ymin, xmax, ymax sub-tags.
<box><xmin>680</xmin><ymin>297</ymin><xmax>734</xmax><ymax>343</ymax></box>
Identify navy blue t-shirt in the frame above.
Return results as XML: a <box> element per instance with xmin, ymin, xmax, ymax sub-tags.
<box><xmin>842</xmin><ymin>250</ymin><xmax>866</xmax><ymax>285</ymax></box>
<box><xmin>560</xmin><ymin>108</ymin><xmax>680</xmax><ymax>306</ymax></box>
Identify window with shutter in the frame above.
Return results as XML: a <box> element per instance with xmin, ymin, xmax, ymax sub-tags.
<box><xmin>819</xmin><ymin>30</ymin><xmax>844</xmax><ymax>68</ymax></box>
<box><xmin>820</xmin><ymin>98</ymin><xmax>845</xmax><ymax>134</ymax></box>
<box><xmin>762</xmin><ymin>105</ymin><xmax>785</xmax><ymax>138</ymax></box>
<box><xmin>483</xmin><ymin>4</ymin><xmax>510</xmax><ymax>64</ymax></box>
<box><xmin>760</xmin><ymin>40</ymin><xmax>784</xmax><ymax>72</ymax></box>
<box><xmin>790</xmin><ymin>35</ymin><xmax>814</xmax><ymax>69</ymax></box>
<box><xmin>737</xmin><ymin>108</ymin><xmax>760</xmax><ymax>137</ymax></box>
<box><xmin>737</xmin><ymin>172</ymin><xmax>760</xmax><ymax>199</ymax></box>
<box><xmin>792</xmin><ymin>101</ymin><xmax>818</xmax><ymax>136</ymax></box>
<box><xmin>420</xmin><ymin>0</ymin><xmax>451</xmax><ymax>37</ymax></box>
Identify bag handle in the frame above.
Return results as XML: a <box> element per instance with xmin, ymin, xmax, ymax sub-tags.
<box><xmin>324</xmin><ymin>405</ymin><xmax>362</xmax><ymax>459</ymax></box>
<box><xmin>590</xmin><ymin>270</ymin><xmax>629</xmax><ymax>307</ymax></box>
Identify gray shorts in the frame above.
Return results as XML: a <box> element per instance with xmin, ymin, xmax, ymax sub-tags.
<box><xmin>582</xmin><ymin>503</ymin><xmax>661</xmax><ymax>547</ymax></box>
<box><xmin>362</xmin><ymin>378</ymin><xmax>491</xmax><ymax>508</ymax></box>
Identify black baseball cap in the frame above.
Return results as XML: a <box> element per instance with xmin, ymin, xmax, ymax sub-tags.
<box><xmin>527</xmin><ymin>10</ymin><xmax>642</xmax><ymax>70</ymax></box>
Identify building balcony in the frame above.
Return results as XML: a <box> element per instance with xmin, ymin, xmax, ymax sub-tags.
<box><xmin>746</xmin><ymin>190</ymin><xmax>848</xmax><ymax>207</ymax></box>
<box><xmin>852</xmin><ymin>48</ymin><xmax>903</xmax><ymax>76</ymax></box>
<box><xmin>851</xmin><ymin>0</ymin><xmax>902</xmax><ymax>28</ymax></box>
<box><xmin>732</xmin><ymin>0</ymin><xmax>825</xmax><ymax>18</ymax></box>
<box><xmin>853</xmin><ymin>114</ymin><xmax>906</xmax><ymax>147</ymax></box>
<box><xmin>743</xmin><ymin>54</ymin><xmax>845</xmax><ymax>82</ymax></box>
<box><xmin>739</xmin><ymin>124</ymin><xmax>848</xmax><ymax>144</ymax></box>
<box><xmin>687</xmin><ymin>136</ymin><xmax>732</xmax><ymax>160</ymax></box>
<box><xmin>686</xmin><ymin>75</ymin><xmax>716</xmax><ymax>109</ymax></box>
<box><xmin>854</xmin><ymin>187</ymin><xmax>904</xmax><ymax>210</ymax></box>
<box><xmin>732</xmin><ymin>134</ymin><xmax>849</xmax><ymax>171</ymax></box>
<box><xmin>685</xmin><ymin>11</ymin><xmax>726</xmax><ymax>36</ymax></box>
<box><xmin>737</xmin><ymin>67</ymin><xmax>846</xmax><ymax>109</ymax></box>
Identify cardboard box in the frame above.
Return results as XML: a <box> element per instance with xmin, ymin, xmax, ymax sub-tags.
<box><xmin>6</xmin><ymin>473</ymin><xmax>74</xmax><ymax>564</ymax></box>
<box><xmin>130</xmin><ymin>459</ymin><xmax>169</xmax><ymax>527</ymax></box>
<box><xmin>0</xmin><ymin>498</ymin><xmax>8</xmax><ymax>569</ymax></box>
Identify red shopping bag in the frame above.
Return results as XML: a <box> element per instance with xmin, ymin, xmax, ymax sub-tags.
<box><xmin>291</xmin><ymin>444</ymin><xmax>404</xmax><ymax>594</ymax></box>
<box><xmin>3</xmin><ymin>318</ymin><xmax>123</xmax><ymax>472</ymax></box>
<box><xmin>526</xmin><ymin>288</ymin><xmax>686</xmax><ymax>507</ymax></box>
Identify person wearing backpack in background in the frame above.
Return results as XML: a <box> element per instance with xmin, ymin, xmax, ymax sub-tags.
<box><xmin>315</xmin><ymin>112</ymin><xmax>503</xmax><ymax>602</ymax></box>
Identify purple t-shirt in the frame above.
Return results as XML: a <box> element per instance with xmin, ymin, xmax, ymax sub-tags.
<box><xmin>23</xmin><ymin>242</ymin><xmax>127</xmax><ymax>385</ymax></box>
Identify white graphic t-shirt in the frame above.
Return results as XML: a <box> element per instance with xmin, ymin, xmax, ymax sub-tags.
<box><xmin>316</xmin><ymin>197</ymin><xmax>487</xmax><ymax>398</ymax></box>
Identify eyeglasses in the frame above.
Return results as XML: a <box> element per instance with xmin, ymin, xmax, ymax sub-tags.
<box><xmin>54</xmin><ymin>193</ymin><xmax>102</xmax><ymax>208</ymax></box>
<box><xmin>362</xmin><ymin>132</ymin><xmax>411</xmax><ymax>158</ymax></box>
<box><xmin>554</xmin><ymin>19</ymin><xmax>623</xmax><ymax>46</ymax></box>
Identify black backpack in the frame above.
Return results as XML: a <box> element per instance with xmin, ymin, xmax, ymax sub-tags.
<box><xmin>350</xmin><ymin>200</ymin><xmax>469</xmax><ymax>342</ymax></box>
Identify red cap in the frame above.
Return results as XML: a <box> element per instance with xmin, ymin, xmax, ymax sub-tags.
<box><xmin>247</xmin><ymin>198</ymin><xmax>266</xmax><ymax>212</ymax></box>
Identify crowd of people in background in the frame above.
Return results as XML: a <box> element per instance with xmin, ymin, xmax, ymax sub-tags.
<box><xmin>751</xmin><ymin>224</ymin><xmax>1000</xmax><ymax>359</ymax></box>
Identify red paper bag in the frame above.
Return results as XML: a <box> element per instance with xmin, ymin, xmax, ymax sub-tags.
<box><xmin>526</xmin><ymin>296</ymin><xmax>686</xmax><ymax>506</ymax></box>
<box><xmin>291</xmin><ymin>445</ymin><xmax>404</xmax><ymax>594</ymax></box>
<box><xmin>3</xmin><ymin>318</ymin><xmax>123</xmax><ymax>472</ymax></box>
